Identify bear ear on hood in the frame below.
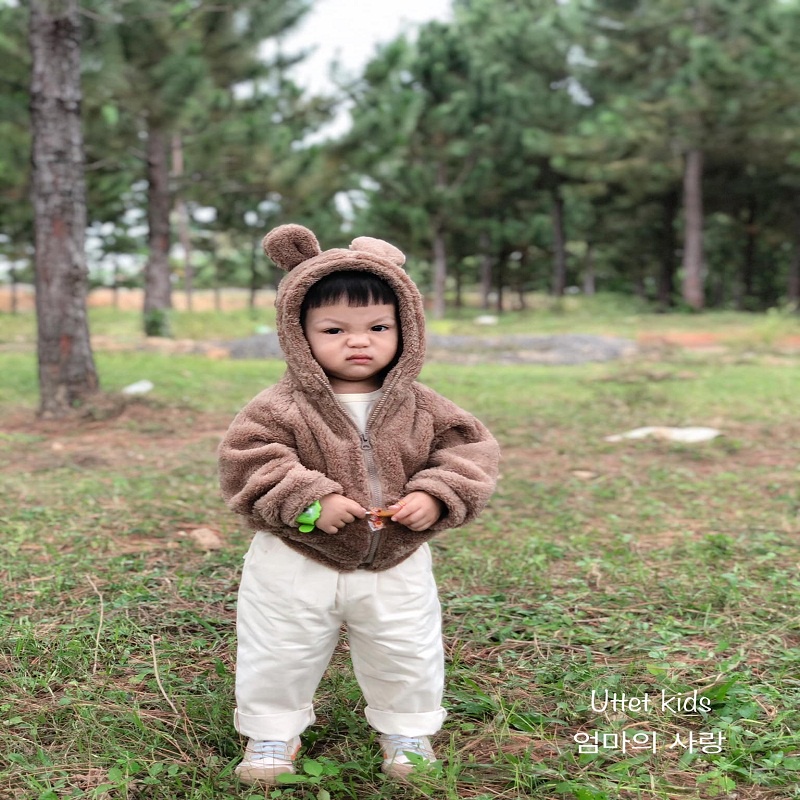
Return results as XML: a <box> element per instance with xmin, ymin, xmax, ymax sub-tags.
<box><xmin>263</xmin><ymin>224</ymin><xmax>322</xmax><ymax>271</ymax></box>
<box><xmin>350</xmin><ymin>236</ymin><xmax>406</xmax><ymax>267</ymax></box>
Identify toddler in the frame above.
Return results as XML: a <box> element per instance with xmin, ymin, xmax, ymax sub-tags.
<box><xmin>218</xmin><ymin>224</ymin><xmax>500</xmax><ymax>784</ymax></box>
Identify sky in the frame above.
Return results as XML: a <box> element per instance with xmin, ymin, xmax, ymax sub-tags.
<box><xmin>280</xmin><ymin>0</ymin><xmax>454</xmax><ymax>94</ymax></box>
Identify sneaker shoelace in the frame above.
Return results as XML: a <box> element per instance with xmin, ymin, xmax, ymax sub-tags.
<box><xmin>250</xmin><ymin>740</ymin><xmax>293</xmax><ymax>761</ymax></box>
<box><xmin>382</xmin><ymin>735</ymin><xmax>432</xmax><ymax>760</ymax></box>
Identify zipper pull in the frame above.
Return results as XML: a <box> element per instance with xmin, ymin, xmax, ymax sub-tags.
<box><xmin>360</xmin><ymin>433</ymin><xmax>371</xmax><ymax>450</ymax></box>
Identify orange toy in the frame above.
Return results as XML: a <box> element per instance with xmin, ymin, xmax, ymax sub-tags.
<box><xmin>370</xmin><ymin>507</ymin><xmax>395</xmax><ymax>518</ymax></box>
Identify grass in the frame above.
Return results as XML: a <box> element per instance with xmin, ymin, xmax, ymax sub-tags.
<box><xmin>1</xmin><ymin>306</ymin><xmax>799</xmax><ymax>799</ymax></box>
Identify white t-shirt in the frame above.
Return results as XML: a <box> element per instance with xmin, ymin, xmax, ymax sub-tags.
<box><xmin>336</xmin><ymin>389</ymin><xmax>383</xmax><ymax>434</ymax></box>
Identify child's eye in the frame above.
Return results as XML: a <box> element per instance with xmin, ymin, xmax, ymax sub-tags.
<box><xmin>323</xmin><ymin>328</ymin><xmax>343</xmax><ymax>334</ymax></box>
<box><xmin>371</xmin><ymin>325</ymin><xmax>390</xmax><ymax>332</ymax></box>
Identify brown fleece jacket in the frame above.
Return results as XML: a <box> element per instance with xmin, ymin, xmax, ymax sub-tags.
<box><xmin>218</xmin><ymin>224</ymin><xmax>500</xmax><ymax>571</ymax></box>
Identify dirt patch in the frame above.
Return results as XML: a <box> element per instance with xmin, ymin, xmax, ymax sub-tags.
<box><xmin>5</xmin><ymin>400</ymin><xmax>796</xmax><ymax>490</ymax></box>
<box><xmin>0</xmin><ymin>398</ymin><xmax>229</xmax><ymax>475</ymax></box>
<box><xmin>638</xmin><ymin>330</ymin><xmax>800</xmax><ymax>353</ymax></box>
<box><xmin>499</xmin><ymin>421</ymin><xmax>800</xmax><ymax>550</ymax></box>
<box><xmin>638</xmin><ymin>331</ymin><xmax>725</xmax><ymax>348</ymax></box>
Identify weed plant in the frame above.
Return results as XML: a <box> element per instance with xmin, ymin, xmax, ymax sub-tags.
<box><xmin>0</xmin><ymin>313</ymin><xmax>798</xmax><ymax>799</ymax></box>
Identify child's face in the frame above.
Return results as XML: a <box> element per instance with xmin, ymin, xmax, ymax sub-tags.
<box><xmin>303</xmin><ymin>301</ymin><xmax>399</xmax><ymax>393</ymax></box>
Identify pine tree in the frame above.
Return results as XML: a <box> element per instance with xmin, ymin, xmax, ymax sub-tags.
<box><xmin>84</xmin><ymin>0</ymin><xmax>312</xmax><ymax>332</ymax></box>
<box><xmin>29</xmin><ymin>0</ymin><xmax>98</xmax><ymax>417</ymax></box>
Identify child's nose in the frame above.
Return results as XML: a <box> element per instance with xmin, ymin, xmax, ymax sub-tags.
<box><xmin>347</xmin><ymin>333</ymin><xmax>370</xmax><ymax>346</ymax></box>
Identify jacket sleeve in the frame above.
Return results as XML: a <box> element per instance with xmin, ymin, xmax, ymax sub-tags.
<box><xmin>402</xmin><ymin>393</ymin><xmax>501</xmax><ymax>531</ymax></box>
<box><xmin>218</xmin><ymin>393</ymin><xmax>343</xmax><ymax>530</ymax></box>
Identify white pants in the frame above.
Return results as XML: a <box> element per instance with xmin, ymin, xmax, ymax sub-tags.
<box><xmin>234</xmin><ymin>532</ymin><xmax>447</xmax><ymax>741</ymax></box>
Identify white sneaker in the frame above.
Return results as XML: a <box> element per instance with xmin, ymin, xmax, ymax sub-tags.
<box><xmin>378</xmin><ymin>733</ymin><xmax>437</xmax><ymax>779</ymax></box>
<box><xmin>235</xmin><ymin>736</ymin><xmax>301</xmax><ymax>785</ymax></box>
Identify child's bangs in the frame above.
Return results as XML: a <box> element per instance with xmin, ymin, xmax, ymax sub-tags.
<box><xmin>303</xmin><ymin>271</ymin><xmax>397</xmax><ymax>312</ymax></box>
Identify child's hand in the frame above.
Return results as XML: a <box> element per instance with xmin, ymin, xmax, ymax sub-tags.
<box><xmin>317</xmin><ymin>493</ymin><xmax>367</xmax><ymax>534</ymax></box>
<box><xmin>387</xmin><ymin>492</ymin><xmax>445</xmax><ymax>532</ymax></box>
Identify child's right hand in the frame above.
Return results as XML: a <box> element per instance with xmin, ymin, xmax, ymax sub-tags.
<box><xmin>316</xmin><ymin>493</ymin><xmax>368</xmax><ymax>534</ymax></box>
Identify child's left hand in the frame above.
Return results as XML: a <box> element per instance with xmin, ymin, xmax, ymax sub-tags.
<box><xmin>387</xmin><ymin>492</ymin><xmax>445</xmax><ymax>531</ymax></box>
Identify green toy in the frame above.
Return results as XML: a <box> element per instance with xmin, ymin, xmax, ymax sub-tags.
<box><xmin>296</xmin><ymin>500</ymin><xmax>322</xmax><ymax>533</ymax></box>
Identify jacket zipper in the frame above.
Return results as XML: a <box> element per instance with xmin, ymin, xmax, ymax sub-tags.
<box><xmin>358</xmin><ymin>378</ymin><xmax>399</xmax><ymax>567</ymax></box>
<box><xmin>315</xmin><ymin>372</ymin><xmax>400</xmax><ymax>568</ymax></box>
<box><xmin>360</xmin><ymin>432</ymin><xmax>384</xmax><ymax>507</ymax></box>
<box><xmin>359</xmin><ymin>431</ymin><xmax>385</xmax><ymax>567</ymax></box>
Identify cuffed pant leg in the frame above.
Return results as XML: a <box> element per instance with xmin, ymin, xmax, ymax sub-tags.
<box><xmin>346</xmin><ymin>544</ymin><xmax>447</xmax><ymax>736</ymax></box>
<box><xmin>235</xmin><ymin>533</ymin><xmax>342</xmax><ymax>741</ymax></box>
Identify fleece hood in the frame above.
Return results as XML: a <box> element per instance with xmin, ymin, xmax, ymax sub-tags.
<box><xmin>264</xmin><ymin>224</ymin><xmax>426</xmax><ymax>395</ymax></box>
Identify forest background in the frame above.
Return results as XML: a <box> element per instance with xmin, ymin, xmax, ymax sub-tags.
<box><xmin>3</xmin><ymin>0</ymin><xmax>800</xmax><ymax>330</ymax></box>
<box><xmin>2</xmin><ymin>3</ymin><xmax>800</xmax><ymax>798</ymax></box>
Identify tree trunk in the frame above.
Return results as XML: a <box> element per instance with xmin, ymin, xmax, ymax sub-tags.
<box><xmin>249</xmin><ymin>237</ymin><xmax>260</xmax><ymax>311</ymax></box>
<box><xmin>29</xmin><ymin>0</ymin><xmax>98</xmax><ymax>418</ymax></box>
<box><xmin>657</xmin><ymin>189</ymin><xmax>678</xmax><ymax>310</ymax></box>
<box><xmin>517</xmin><ymin>286</ymin><xmax>526</xmax><ymax>310</ymax></box>
<box><xmin>479</xmin><ymin>231</ymin><xmax>493</xmax><ymax>310</ymax></box>
<box><xmin>10</xmin><ymin>264</ymin><xmax>19</xmax><ymax>314</ymax></box>
<box><xmin>430</xmin><ymin>161</ymin><xmax>448</xmax><ymax>319</ymax></box>
<box><xmin>112</xmin><ymin>258</ymin><xmax>119</xmax><ymax>309</ymax></box>
<box><xmin>494</xmin><ymin>255</ymin><xmax>505</xmax><ymax>313</ymax></box>
<box><xmin>144</xmin><ymin>123</ymin><xmax>172</xmax><ymax>332</ymax></box>
<box><xmin>738</xmin><ymin>197</ymin><xmax>757</xmax><ymax>310</ymax></box>
<box><xmin>633</xmin><ymin>267</ymin><xmax>646</xmax><ymax>299</ymax></box>
<box><xmin>681</xmin><ymin>148</ymin><xmax>705</xmax><ymax>310</ymax></box>
<box><xmin>214</xmin><ymin>252</ymin><xmax>222</xmax><ymax>312</ymax></box>
<box><xmin>171</xmin><ymin>134</ymin><xmax>193</xmax><ymax>312</ymax></box>
<box><xmin>709</xmin><ymin>267</ymin><xmax>726</xmax><ymax>309</ymax></box>
<box><xmin>583</xmin><ymin>242</ymin><xmax>596</xmax><ymax>296</ymax></box>
<box><xmin>789</xmin><ymin>201</ymin><xmax>800</xmax><ymax>312</ymax></box>
<box><xmin>431</xmin><ymin>221</ymin><xmax>447</xmax><ymax>319</ymax></box>
<box><xmin>551</xmin><ymin>187</ymin><xmax>567</xmax><ymax>297</ymax></box>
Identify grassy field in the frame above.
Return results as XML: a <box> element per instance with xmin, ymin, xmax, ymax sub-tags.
<box><xmin>1</xmin><ymin>303</ymin><xmax>799</xmax><ymax>799</ymax></box>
